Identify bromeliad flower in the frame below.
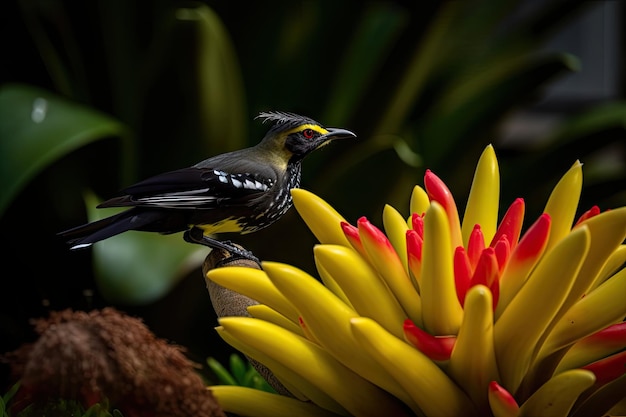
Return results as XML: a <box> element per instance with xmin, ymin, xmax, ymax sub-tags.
<box><xmin>205</xmin><ymin>145</ymin><xmax>626</xmax><ymax>417</ymax></box>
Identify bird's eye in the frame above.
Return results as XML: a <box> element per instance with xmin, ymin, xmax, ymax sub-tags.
<box><xmin>302</xmin><ymin>129</ymin><xmax>315</xmax><ymax>139</ymax></box>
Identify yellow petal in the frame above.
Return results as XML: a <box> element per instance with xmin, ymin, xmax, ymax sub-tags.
<box><xmin>383</xmin><ymin>204</ymin><xmax>410</xmax><ymax>273</ymax></box>
<box><xmin>421</xmin><ymin>201</ymin><xmax>463</xmax><ymax>335</ymax></box>
<box><xmin>291</xmin><ymin>188</ymin><xmax>350</xmax><ymax>246</ymax></box>
<box><xmin>449</xmin><ymin>285</ymin><xmax>499</xmax><ymax>412</ymax></box>
<box><xmin>518</xmin><ymin>369</ymin><xmax>595</xmax><ymax>417</ymax></box>
<box><xmin>261</xmin><ymin>261</ymin><xmax>413</xmax><ymax>407</ymax></box>
<box><xmin>351</xmin><ymin>317</ymin><xmax>477</xmax><ymax>417</ymax></box>
<box><xmin>218</xmin><ymin>317</ymin><xmax>410</xmax><ymax>417</ymax></box>
<box><xmin>410</xmin><ymin>185</ymin><xmax>430</xmax><ymax>216</ymax></box>
<box><xmin>209</xmin><ymin>385</ymin><xmax>343</xmax><ymax>417</ymax></box>
<box><xmin>543</xmin><ymin>160</ymin><xmax>583</xmax><ymax>251</ymax></box>
<box><xmin>540</xmin><ymin>265</ymin><xmax>626</xmax><ymax>356</ymax></box>
<box><xmin>462</xmin><ymin>144</ymin><xmax>500</xmax><ymax>247</ymax></box>
<box><xmin>206</xmin><ymin>266</ymin><xmax>299</xmax><ymax>322</ymax></box>
<box><xmin>314</xmin><ymin>244</ymin><xmax>408</xmax><ymax>338</ymax></box>
<box><xmin>494</xmin><ymin>226</ymin><xmax>590</xmax><ymax>393</ymax></box>
<box><xmin>358</xmin><ymin>217</ymin><xmax>422</xmax><ymax>325</ymax></box>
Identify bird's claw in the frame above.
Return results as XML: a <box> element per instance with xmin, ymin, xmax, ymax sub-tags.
<box><xmin>183</xmin><ymin>228</ymin><xmax>260</xmax><ymax>265</ymax></box>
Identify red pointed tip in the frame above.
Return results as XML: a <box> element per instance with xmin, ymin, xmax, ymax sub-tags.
<box><xmin>470</xmin><ymin>247</ymin><xmax>500</xmax><ymax>309</ymax></box>
<box><xmin>467</xmin><ymin>224</ymin><xmax>485</xmax><ymax>269</ymax></box>
<box><xmin>453</xmin><ymin>246</ymin><xmax>471</xmax><ymax>306</ymax></box>
<box><xmin>513</xmin><ymin>213</ymin><xmax>551</xmax><ymax>262</ymax></box>
<box><xmin>358</xmin><ymin>216</ymin><xmax>394</xmax><ymax>249</ymax></box>
<box><xmin>403</xmin><ymin>319</ymin><xmax>455</xmax><ymax>361</ymax></box>
<box><xmin>424</xmin><ymin>170</ymin><xmax>454</xmax><ymax>208</ymax></box>
<box><xmin>574</xmin><ymin>205</ymin><xmax>601</xmax><ymax>227</ymax></box>
<box><xmin>411</xmin><ymin>213</ymin><xmax>424</xmax><ymax>237</ymax></box>
<box><xmin>490</xmin><ymin>198</ymin><xmax>525</xmax><ymax>251</ymax></box>
<box><xmin>406</xmin><ymin>229</ymin><xmax>423</xmax><ymax>262</ymax></box>
<box><xmin>582</xmin><ymin>350</ymin><xmax>626</xmax><ymax>386</ymax></box>
<box><xmin>489</xmin><ymin>381</ymin><xmax>519</xmax><ymax>409</ymax></box>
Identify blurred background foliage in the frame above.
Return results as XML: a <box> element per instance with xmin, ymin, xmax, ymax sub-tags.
<box><xmin>1</xmin><ymin>0</ymin><xmax>624</xmax><ymax>386</ymax></box>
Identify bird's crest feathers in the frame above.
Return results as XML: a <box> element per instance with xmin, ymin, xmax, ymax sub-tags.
<box><xmin>256</xmin><ymin>111</ymin><xmax>320</xmax><ymax>133</ymax></box>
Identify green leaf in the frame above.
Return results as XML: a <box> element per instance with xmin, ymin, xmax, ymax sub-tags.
<box><xmin>323</xmin><ymin>2</ymin><xmax>408</xmax><ymax>124</ymax></box>
<box><xmin>84</xmin><ymin>192</ymin><xmax>206</xmax><ymax>305</ymax></box>
<box><xmin>0</xmin><ymin>83</ymin><xmax>130</xmax><ymax>216</ymax></box>
<box><xmin>229</xmin><ymin>353</ymin><xmax>248</xmax><ymax>385</ymax></box>
<box><xmin>174</xmin><ymin>3</ymin><xmax>247</xmax><ymax>154</ymax></box>
<box><xmin>206</xmin><ymin>356</ymin><xmax>238</xmax><ymax>386</ymax></box>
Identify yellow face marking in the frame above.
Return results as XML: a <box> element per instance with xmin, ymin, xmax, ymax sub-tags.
<box><xmin>283</xmin><ymin>124</ymin><xmax>328</xmax><ymax>136</ymax></box>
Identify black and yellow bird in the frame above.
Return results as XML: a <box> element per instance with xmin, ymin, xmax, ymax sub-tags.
<box><xmin>59</xmin><ymin>111</ymin><xmax>356</xmax><ymax>261</ymax></box>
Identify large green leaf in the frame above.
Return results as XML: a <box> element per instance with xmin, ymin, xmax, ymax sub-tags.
<box><xmin>0</xmin><ymin>83</ymin><xmax>131</xmax><ymax>216</ymax></box>
<box><xmin>83</xmin><ymin>192</ymin><xmax>207</xmax><ymax>305</ymax></box>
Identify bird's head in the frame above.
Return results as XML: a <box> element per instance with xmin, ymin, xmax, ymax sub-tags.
<box><xmin>256</xmin><ymin>111</ymin><xmax>356</xmax><ymax>162</ymax></box>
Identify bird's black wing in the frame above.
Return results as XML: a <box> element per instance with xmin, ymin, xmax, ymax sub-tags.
<box><xmin>98</xmin><ymin>163</ymin><xmax>278</xmax><ymax>210</ymax></box>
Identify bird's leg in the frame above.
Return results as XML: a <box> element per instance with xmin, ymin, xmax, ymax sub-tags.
<box><xmin>183</xmin><ymin>227</ymin><xmax>260</xmax><ymax>265</ymax></box>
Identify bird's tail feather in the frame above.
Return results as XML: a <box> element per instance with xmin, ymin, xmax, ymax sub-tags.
<box><xmin>58</xmin><ymin>210</ymin><xmax>157</xmax><ymax>249</ymax></box>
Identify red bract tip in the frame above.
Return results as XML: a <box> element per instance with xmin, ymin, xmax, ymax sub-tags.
<box><xmin>574</xmin><ymin>205</ymin><xmax>601</xmax><ymax>227</ymax></box>
<box><xmin>453</xmin><ymin>246</ymin><xmax>472</xmax><ymax>306</ymax></box>
<box><xmin>582</xmin><ymin>350</ymin><xmax>626</xmax><ymax>387</ymax></box>
<box><xmin>424</xmin><ymin>169</ymin><xmax>455</xmax><ymax>211</ymax></box>
<box><xmin>493</xmin><ymin>234</ymin><xmax>511</xmax><ymax>272</ymax></box>
<box><xmin>470</xmin><ymin>247</ymin><xmax>500</xmax><ymax>310</ymax></box>
<box><xmin>585</xmin><ymin>322</ymin><xmax>626</xmax><ymax>345</ymax></box>
<box><xmin>488</xmin><ymin>381</ymin><xmax>520</xmax><ymax>411</ymax></box>
<box><xmin>357</xmin><ymin>217</ymin><xmax>393</xmax><ymax>249</ymax></box>
<box><xmin>513</xmin><ymin>213</ymin><xmax>551</xmax><ymax>262</ymax></box>
<box><xmin>403</xmin><ymin>319</ymin><xmax>455</xmax><ymax>361</ymax></box>
<box><xmin>411</xmin><ymin>213</ymin><xmax>424</xmax><ymax>238</ymax></box>
<box><xmin>467</xmin><ymin>224</ymin><xmax>485</xmax><ymax>270</ymax></box>
<box><xmin>341</xmin><ymin>221</ymin><xmax>360</xmax><ymax>241</ymax></box>
<box><xmin>406</xmin><ymin>229</ymin><xmax>423</xmax><ymax>263</ymax></box>
<box><xmin>341</xmin><ymin>221</ymin><xmax>366</xmax><ymax>255</ymax></box>
<box><xmin>490</xmin><ymin>198</ymin><xmax>524</xmax><ymax>252</ymax></box>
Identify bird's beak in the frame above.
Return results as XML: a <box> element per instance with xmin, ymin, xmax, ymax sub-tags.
<box><xmin>322</xmin><ymin>127</ymin><xmax>357</xmax><ymax>141</ymax></box>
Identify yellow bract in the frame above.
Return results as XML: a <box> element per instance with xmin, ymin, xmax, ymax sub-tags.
<box><xmin>206</xmin><ymin>145</ymin><xmax>625</xmax><ymax>417</ymax></box>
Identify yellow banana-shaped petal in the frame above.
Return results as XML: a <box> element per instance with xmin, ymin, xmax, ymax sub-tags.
<box><xmin>218</xmin><ymin>317</ymin><xmax>411</xmax><ymax>417</ymax></box>
<box><xmin>357</xmin><ymin>217</ymin><xmax>423</xmax><ymax>326</ymax></box>
<box><xmin>569</xmin><ymin>373</ymin><xmax>626</xmax><ymax>417</ymax></box>
<box><xmin>383</xmin><ymin>204</ymin><xmax>410</xmax><ymax>273</ymax></box>
<box><xmin>350</xmin><ymin>316</ymin><xmax>477</xmax><ymax>417</ymax></box>
<box><xmin>261</xmin><ymin>261</ymin><xmax>418</xmax><ymax>411</ymax></box>
<box><xmin>216</xmin><ymin>325</ymin><xmax>318</xmax><ymax>403</ymax></box>
<box><xmin>462</xmin><ymin>144</ymin><xmax>500</xmax><ymax>247</ymax></box>
<box><xmin>314</xmin><ymin>244</ymin><xmax>407</xmax><ymax>338</ymax></box>
<box><xmin>573</xmin><ymin>207</ymin><xmax>626</xmax><ymax>294</ymax></box>
<box><xmin>543</xmin><ymin>160</ymin><xmax>583</xmax><ymax>252</ymax></box>
<box><xmin>488</xmin><ymin>382</ymin><xmax>520</xmax><ymax>417</ymax></box>
<box><xmin>421</xmin><ymin>201</ymin><xmax>463</xmax><ymax>335</ymax></box>
<box><xmin>315</xmin><ymin>261</ymin><xmax>355</xmax><ymax>309</ymax></box>
<box><xmin>555</xmin><ymin>322</ymin><xmax>626</xmax><ymax>373</ymax></box>
<box><xmin>209</xmin><ymin>385</ymin><xmax>343</xmax><ymax>417</ymax></box>
<box><xmin>247</xmin><ymin>304</ymin><xmax>303</xmax><ymax>336</ymax></box>
<box><xmin>589</xmin><ymin>244</ymin><xmax>626</xmax><ymax>291</ymax></box>
<box><xmin>539</xmin><ymin>265</ymin><xmax>626</xmax><ymax>357</ymax></box>
<box><xmin>494</xmin><ymin>226</ymin><xmax>590</xmax><ymax>393</ymax></box>
<box><xmin>409</xmin><ymin>184</ymin><xmax>430</xmax><ymax>217</ymax></box>
<box><xmin>495</xmin><ymin>214</ymin><xmax>551</xmax><ymax>320</ymax></box>
<box><xmin>449</xmin><ymin>285</ymin><xmax>499</xmax><ymax>412</ymax></box>
<box><xmin>291</xmin><ymin>188</ymin><xmax>351</xmax><ymax>246</ymax></box>
<box><xmin>206</xmin><ymin>266</ymin><xmax>300</xmax><ymax>322</ymax></box>
<box><xmin>518</xmin><ymin>369</ymin><xmax>595</xmax><ymax>417</ymax></box>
